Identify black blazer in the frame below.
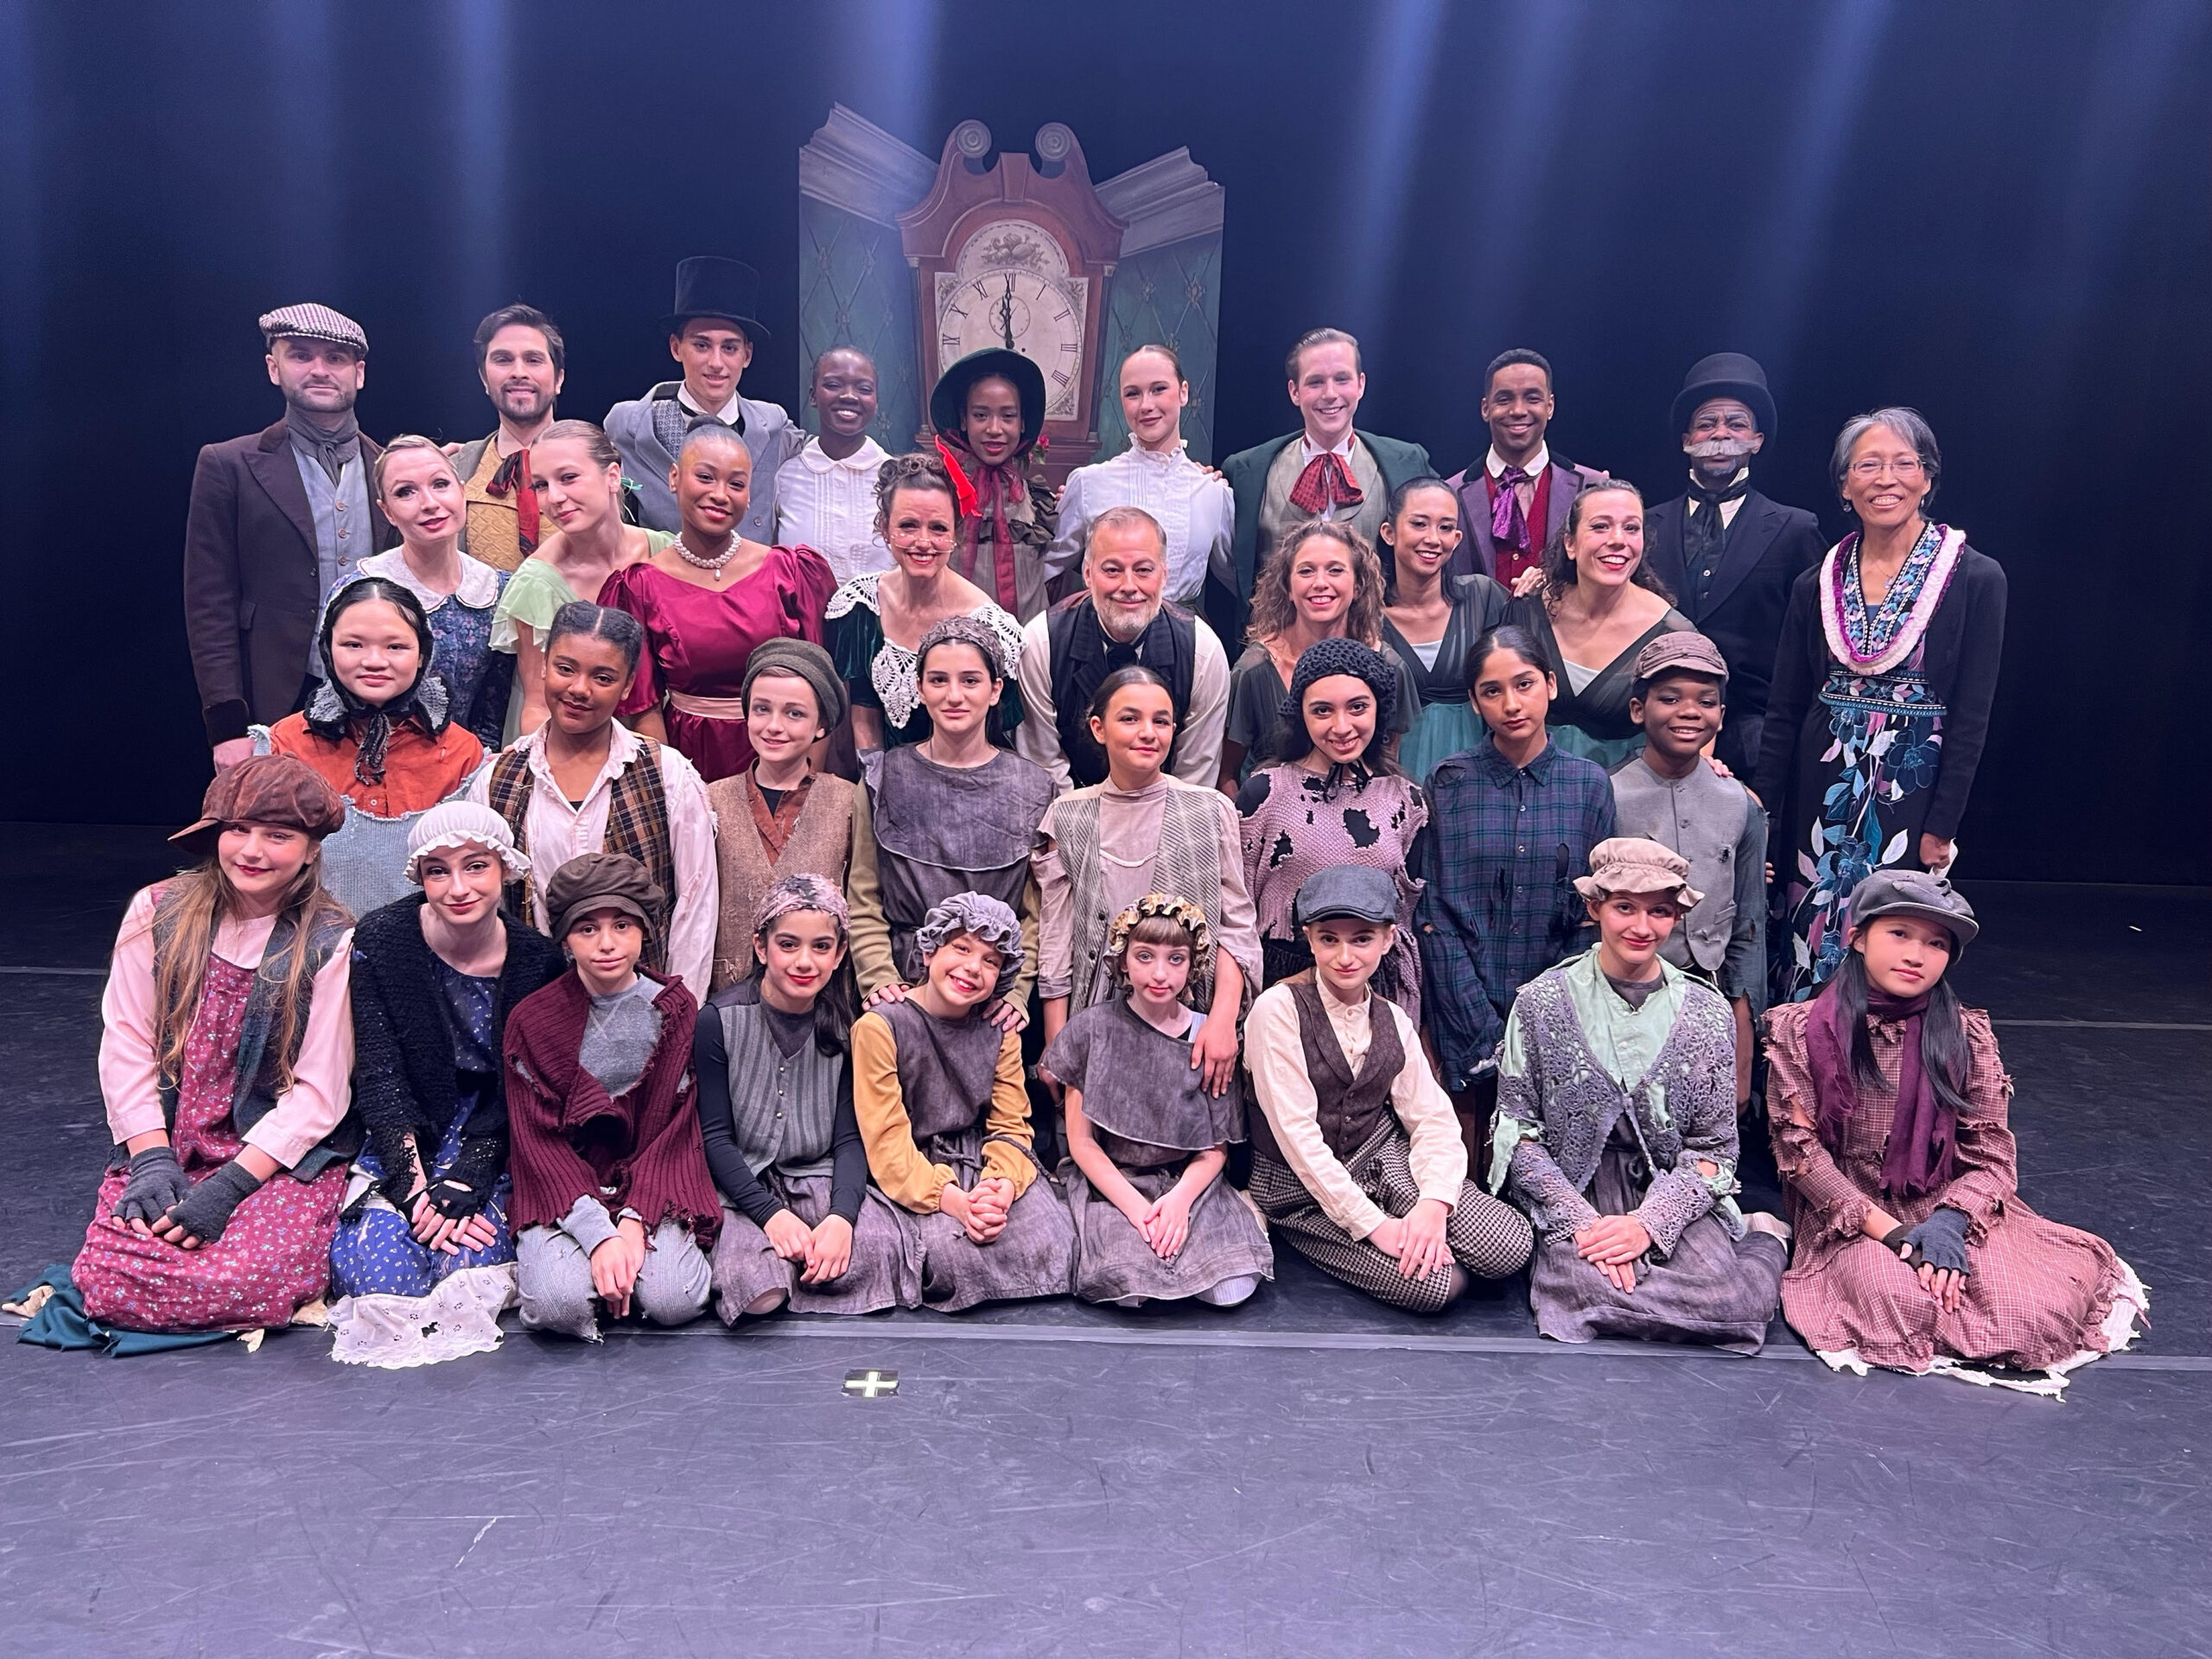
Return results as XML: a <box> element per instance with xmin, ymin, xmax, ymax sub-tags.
<box><xmin>1754</xmin><ymin>543</ymin><xmax>2007</xmax><ymax>847</ymax></box>
<box><xmin>348</xmin><ymin>894</ymin><xmax>563</xmax><ymax>1207</ymax></box>
<box><xmin>181</xmin><ymin>419</ymin><xmax>393</xmax><ymax>746</ymax></box>
<box><xmin>1643</xmin><ymin>487</ymin><xmax>1826</xmax><ymax>772</ymax></box>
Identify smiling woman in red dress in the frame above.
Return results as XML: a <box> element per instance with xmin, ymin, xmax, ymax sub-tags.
<box><xmin>600</xmin><ymin>423</ymin><xmax>836</xmax><ymax>785</ymax></box>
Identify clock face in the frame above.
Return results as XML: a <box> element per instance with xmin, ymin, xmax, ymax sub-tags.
<box><xmin>934</xmin><ymin>218</ymin><xmax>1089</xmax><ymax>422</ymax></box>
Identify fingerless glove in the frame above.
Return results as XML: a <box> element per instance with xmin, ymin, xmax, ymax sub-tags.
<box><xmin>159</xmin><ymin>1159</ymin><xmax>265</xmax><ymax>1243</ymax></box>
<box><xmin>1902</xmin><ymin>1206</ymin><xmax>1972</xmax><ymax>1276</ymax></box>
<box><xmin>111</xmin><ymin>1145</ymin><xmax>189</xmax><ymax>1224</ymax></box>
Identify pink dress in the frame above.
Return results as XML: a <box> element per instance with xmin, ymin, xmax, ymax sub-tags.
<box><xmin>601</xmin><ymin>548</ymin><xmax>836</xmax><ymax>785</ymax></box>
<box><xmin>1764</xmin><ymin>1001</ymin><xmax>2144</xmax><ymax>1375</ymax></box>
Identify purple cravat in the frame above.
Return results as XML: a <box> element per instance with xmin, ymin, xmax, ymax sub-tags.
<box><xmin>1491</xmin><ymin>466</ymin><xmax>1532</xmax><ymax>551</ymax></box>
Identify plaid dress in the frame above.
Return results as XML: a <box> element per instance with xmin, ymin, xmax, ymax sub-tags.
<box><xmin>1764</xmin><ymin>1001</ymin><xmax>2145</xmax><ymax>1374</ymax></box>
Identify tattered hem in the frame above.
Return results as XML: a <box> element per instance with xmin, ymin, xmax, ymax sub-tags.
<box><xmin>1813</xmin><ymin>1256</ymin><xmax>2150</xmax><ymax>1400</ymax></box>
<box><xmin>327</xmin><ymin>1264</ymin><xmax>517</xmax><ymax>1370</ymax></box>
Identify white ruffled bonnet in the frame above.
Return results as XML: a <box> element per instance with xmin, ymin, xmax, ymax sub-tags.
<box><xmin>404</xmin><ymin>801</ymin><xmax>530</xmax><ymax>885</ymax></box>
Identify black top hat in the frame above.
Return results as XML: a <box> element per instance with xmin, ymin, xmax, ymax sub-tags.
<box><xmin>929</xmin><ymin>348</ymin><xmax>1046</xmax><ymax>451</ymax></box>
<box><xmin>659</xmin><ymin>257</ymin><xmax>769</xmax><ymax>346</ymax></box>
<box><xmin>1670</xmin><ymin>352</ymin><xmax>1777</xmax><ymax>441</ymax></box>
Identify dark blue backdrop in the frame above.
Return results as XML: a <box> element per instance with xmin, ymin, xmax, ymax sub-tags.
<box><xmin>2</xmin><ymin>0</ymin><xmax>2205</xmax><ymax>880</ymax></box>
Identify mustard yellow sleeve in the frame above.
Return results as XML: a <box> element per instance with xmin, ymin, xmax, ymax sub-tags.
<box><xmin>849</xmin><ymin>1010</ymin><xmax>952</xmax><ymax>1213</ymax></box>
<box><xmin>978</xmin><ymin>1025</ymin><xmax>1039</xmax><ymax>1198</ymax></box>
<box><xmin>844</xmin><ymin>788</ymin><xmax>899</xmax><ymax>998</ymax></box>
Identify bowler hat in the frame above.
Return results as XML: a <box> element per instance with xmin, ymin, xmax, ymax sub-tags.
<box><xmin>1670</xmin><ymin>353</ymin><xmax>1777</xmax><ymax>442</ymax></box>
<box><xmin>930</xmin><ymin>348</ymin><xmax>1046</xmax><ymax>451</ymax></box>
<box><xmin>659</xmin><ymin>257</ymin><xmax>769</xmax><ymax>346</ymax></box>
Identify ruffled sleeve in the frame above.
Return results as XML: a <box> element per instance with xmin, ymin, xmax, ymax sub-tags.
<box><xmin>487</xmin><ymin>557</ymin><xmax>579</xmax><ymax>654</ymax></box>
<box><xmin>600</xmin><ymin>565</ymin><xmax>663</xmax><ymax>718</ymax></box>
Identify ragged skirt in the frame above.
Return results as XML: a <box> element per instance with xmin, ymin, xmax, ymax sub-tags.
<box><xmin>895</xmin><ymin>1128</ymin><xmax>1076</xmax><ymax>1313</ymax></box>
<box><xmin>1063</xmin><ymin>1158</ymin><xmax>1274</xmax><ymax>1306</ymax></box>
<box><xmin>710</xmin><ymin>1170</ymin><xmax>911</xmax><ymax>1319</ymax></box>
<box><xmin>1527</xmin><ymin>1141</ymin><xmax>1786</xmax><ymax>1352</ymax></box>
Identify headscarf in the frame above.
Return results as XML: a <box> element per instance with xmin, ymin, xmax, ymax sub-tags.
<box><xmin>753</xmin><ymin>872</ymin><xmax>850</xmax><ymax>940</ymax></box>
<box><xmin>914</xmin><ymin>890</ymin><xmax>1024</xmax><ymax>1000</ymax></box>
<box><xmin>308</xmin><ymin>577</ymin><xmax>450</xmax><ymax>787</ymax></box>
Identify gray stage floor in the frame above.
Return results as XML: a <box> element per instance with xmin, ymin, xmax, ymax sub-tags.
<box><xmin>2</xmin><ymin>825</ymin><xmax>2206</xmax><ymax>1656</ymax></box>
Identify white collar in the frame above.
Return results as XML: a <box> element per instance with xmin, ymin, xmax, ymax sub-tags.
<box><xmin>1125</xmin><ymin>435</ymin><xmax>1191</xmax><ymax>466</ymax></box>
<box><xmin>1688</xmin><ymin>465</ymin><xmax>1751</xmax><ymax>494</ymax></box>
<box><xmin>360</xmin><ymin>546</ymin><xmax>501</xmax><ymax>611</ymax></box>
<box><xmin>795</xmin><ymin>434</ymin><xmax>887</xmax><ymax>474</ymax></box>
<box><xmin>519</xmin><ymin>718</ymin><xmax>645</xmax><ymax>795</ymax></box>
<box><xmin>1300</xmin><ymin>430</ymin><xmax>1357</xmax><ymax>464</ymax></box>
<box><xmin>1486</xmin><ymin>442</ymin><xmax>1550</xmax><ymax>481</ymax></box>
<box><xmin>677</xmin><ymin>386</ymin><xmax>743</xmax><ymax>423</ymax></box>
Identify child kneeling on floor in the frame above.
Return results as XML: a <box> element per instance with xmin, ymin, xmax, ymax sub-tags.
<box><xmin>850</xmin><ymin>892</ymin><xmax>1076</xmax><ymax>1311</ymax></box>
<box><xmin>505</xmin><ymin>853</ymin><xmax>720</xmax><ymax>1339</ymax></box>
<box><xmin>1246</xmin><ymin>866</ymin><xmax>1534</xmax><ymax>1311</ymax></box>
<box><xmin>1041</xmin><ymin>894</ymin><xmax>1274</xmax><ymax>1308</ymax></box>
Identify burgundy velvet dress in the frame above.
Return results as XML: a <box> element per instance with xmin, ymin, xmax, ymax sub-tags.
<box><xmin>601</xmin><ymin>547</ymin><xmax>836</xmax><ymax>785</ymax></box>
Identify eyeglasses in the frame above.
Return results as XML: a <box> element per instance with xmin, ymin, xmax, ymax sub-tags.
<box><xmin>1848</xmin><ymin>456</ymin><xmax>1925</xmax><ymax>480</ymax></box>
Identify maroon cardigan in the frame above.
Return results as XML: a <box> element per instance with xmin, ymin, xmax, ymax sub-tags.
<box><xmin>502</xmin><ymin>968</ymin><xmax>721</xmax><ymax>1245</ymax></box>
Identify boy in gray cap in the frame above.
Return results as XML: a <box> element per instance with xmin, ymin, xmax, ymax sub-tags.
<box><xmin>1610</xmin><ymin>630</ymin><xmax>1766</xmax><ymax>1106</ymax></box>
<box><xmin>1243</xmin><ymin>865</ymin><xmax>1534</xmax><ymax>1311</ymax></box>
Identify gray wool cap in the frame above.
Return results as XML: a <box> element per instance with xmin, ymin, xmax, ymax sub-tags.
<box><xmin>1848</xmin><ymin>869</ymin><xmax>1979</xmax><ymax>951</ymax></box>
<box><xmin>1293</xmin><ymin>864</ymin><xmax>1400</xmax><ymax>929</ymax></box>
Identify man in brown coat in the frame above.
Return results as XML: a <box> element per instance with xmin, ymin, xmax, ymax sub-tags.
<box><xmin>181</xmin><ymin>303</ymin><xmax>390</xmax><ymax>768</ymax></box>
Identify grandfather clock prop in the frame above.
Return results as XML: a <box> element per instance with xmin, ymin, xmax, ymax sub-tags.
<box><xmin>899</xmin><ymin>121</ymin><xmax>1122</xmax><ymax>486</ymax></box>
<box><xmin>797</xmin><ymin>105</ymin><xmax>1226</xmax><ymax>467</ymax></box>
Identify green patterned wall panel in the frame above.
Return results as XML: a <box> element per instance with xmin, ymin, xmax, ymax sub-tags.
<box><xmin>796</xmin><ymin>200</ymin><xmax>921</xmax><ymax>449</ymax></box>
<box><xmin>1095</xmin><ymin>233</ymin><xmax>1224</xmax><ymax>464</ymax></box>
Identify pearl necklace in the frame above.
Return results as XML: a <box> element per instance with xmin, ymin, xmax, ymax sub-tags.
<box><xmin>674</xmin><ymin>532</ymin><xmax>740</xmax><ymax>573</ymax></box>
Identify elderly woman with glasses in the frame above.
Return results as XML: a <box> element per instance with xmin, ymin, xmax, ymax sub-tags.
<box><xmin>1753</xmin><ymin>410</ymin><xmax>2007</xmax><ymax>1001</ymax></box>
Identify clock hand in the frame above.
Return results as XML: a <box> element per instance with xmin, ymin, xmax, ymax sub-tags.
<box><xmin>997</xmin><ymin>275</ymin><xmax>1015</xmax><ymax>350</ymax></box>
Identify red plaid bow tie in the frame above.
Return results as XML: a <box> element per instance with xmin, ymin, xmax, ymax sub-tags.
<box><xmin>1288</xmin><ymin>451</ymin><xmax>1363</xmax><ymax>515</ymax></box>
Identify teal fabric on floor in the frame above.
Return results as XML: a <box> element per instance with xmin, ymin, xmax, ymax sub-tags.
<box><xmin>10</xmin><ymin>1262</ymin><xmax>232</xmax><ymax>1356</ymax></box>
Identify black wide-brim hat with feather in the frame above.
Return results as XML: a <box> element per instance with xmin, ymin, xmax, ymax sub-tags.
<box><xmin>929</xmin><ymin>348</ymin><xmax>1046</xmax><ymax>450</ymax></box>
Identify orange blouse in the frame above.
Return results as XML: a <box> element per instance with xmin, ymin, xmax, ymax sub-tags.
<box><xmin>265</xmin><ymin>713</ymin><xmax>485</xmax><ymax>818</ymax></box>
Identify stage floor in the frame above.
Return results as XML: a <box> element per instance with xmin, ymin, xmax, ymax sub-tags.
<box><xmin>2</xmin><ymin>825</ymin><xmax>2205</xmax><ymax>1656</ymax></box>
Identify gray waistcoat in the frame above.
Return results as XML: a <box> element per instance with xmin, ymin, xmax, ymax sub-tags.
<box><xmin>292</xmin><ymin>448</ymin><xmax>372</xmax><ymax>671</ymax></box>
<box><xmin>1607</xmin><ymin>758</ymin><xmax>1742</xmax><ymax>974</ymax></box>
<box><xmin>716</xmin><ymin>999</ymin><xmax>842</xmax><ymax>1179</ymax></box>
<box><xmin>1052</xmin><ymin>785</ymin><xmax>1224</xmax><ymax>1014</ymax></box>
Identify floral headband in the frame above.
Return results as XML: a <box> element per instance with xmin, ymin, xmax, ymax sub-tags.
<box><xmin>1103</xmin><ymin>893</ymin><xmax>1213</xmax><ymax>979</ymax></box>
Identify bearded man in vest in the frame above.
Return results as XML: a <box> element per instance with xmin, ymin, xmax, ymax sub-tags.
<box><xmin>1016</xmin><ymin>505</ymin><xmax>1231</xmax><ymax>792</ymax></box>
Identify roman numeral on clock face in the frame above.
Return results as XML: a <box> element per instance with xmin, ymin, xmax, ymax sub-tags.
<box><xmin>1051</xmin><ymin>369</ymin><xmax>1071</xmax><ymax>386</ymax></box>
